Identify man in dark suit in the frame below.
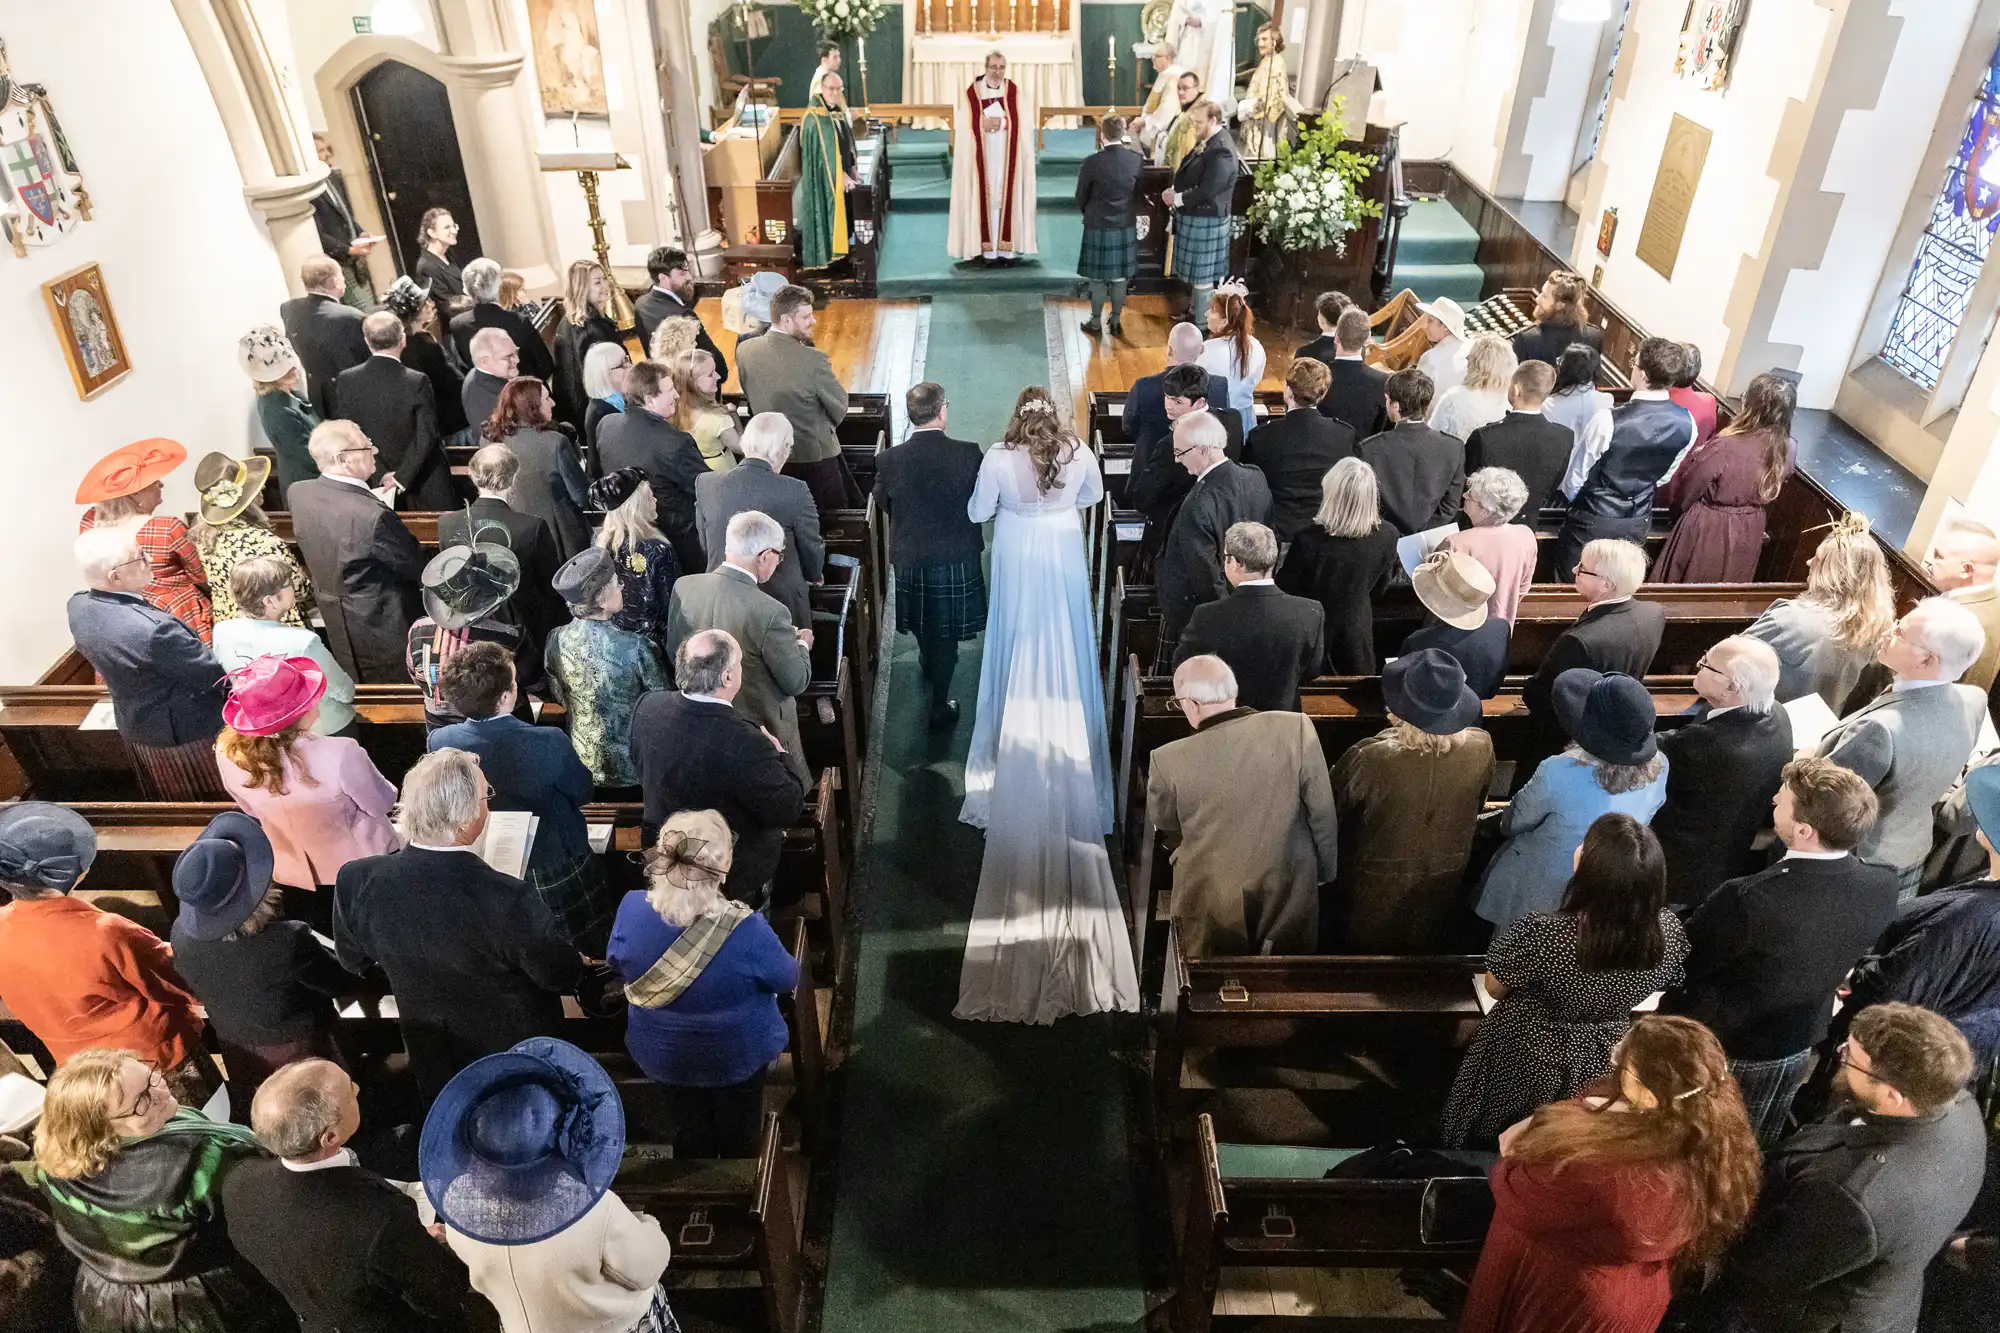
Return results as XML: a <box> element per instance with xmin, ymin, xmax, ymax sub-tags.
<box><xmin>874</xmin><ymin>382</ymin><xmax>988</xmax><ymax>729</ymax></box>
<box><xmin>1130</xmin><ymin>360</ymin><xmax>1244</xmax><ymax>561</ymax></box>
<box><xmin>1174</xmin><ymin>522</ymin><xmax>1322</xmax><ymax>711</ymax></box>
<box><xmin>1523</xmin><ymin>536</ymin><xmax>1664</xmax><ymax>720</ymax></box>
<box><xmin>310</xmin><ymin>133</ymin><xmax>379</xmax><ymax>310</ymax></box>
<box><xmin>334</xmin><ymin>748</ymin><xmax>582</xmax><ymax>1104</ymax></box>
<box><xmin>1122</xmin><ymin>323</ymin><xmax>1235</xmax><ymax>502</ymax></box>
<box><xmin>1241</xmin><ymin>358</ymin><xmax>1356</xmax><ymax>543</ymax></box>
<box><xmin>1290</xmin><ymin>290</ymin><xmax>1352</xmax><ymax>368</ymax></box>
<box><xmin>1713</xmin><ymin>1003</ymin><xmax>1985</xmax><ymax>1333</ymax></box>
<box><xmin>449</xmin><ymin>257</ymin><xmax>555</xmax><ymax>382</ymax></box>
<box><xmin>1464</xmin><ymin>359</ymin><xmax>1574</xmax><ymax>525</ymax></box>
<box><xmin>1357</xmin><ymin>367</ymin><xmax>1465</xmax><ymax>536</ymax></box>
<box><xmin>223</xmin><ymin>1060</ymin><xmax>494</xmax><ymax>1333</ymax></box>
<box><xmin>634</xmin><ymin>245</ymin><xmax>728</xmax><ymax>380</ymax></box>
<box><xmin>287</xmin><ymin>420</ymin><xmax>427</xmax><ymax>683</ymax></box>
<box><xmin>461</xmin><ymin>326</ymin><xmax>519</xmax><ymax>435</ymax></box>
<box><xmin>437</xmin><ymin>444</ymin><xmax>568</xmax><ymax>646</ymax></box>
<box><xmin>596</xmin><ymin>359</ymin><xmax>709</xmax><ymax>576</ymax></box>
<box><xmin>1317</xmin><ymin>307</ymin><xmax>1389</xmax><ymax>440</ymax></box>
<box><xmin>279</xmin><ymin>253</ymin><xmax>370</xmax><ymax>418</ymax></box>
<box><xmin>1651</xmin><ymin>635</ymin><xmax>1795</xmax><ymax>908</ymax></box>
<box><xmin>333</xmin><ymin>311</ymin><xmax>456</xmax><ymax>511</ymax></box>
<box><xmin>1074</xmin><ymin>116</ymin><xmax>1145</xmax><ymax>336</ymax></box>
<box><xmin>630</xmin><ymin>630</ymin><xmax>808</xmax><ymax>905</ymax></box>
<box><xmin>696</xmin><ymin>413</ymin><xmax>825</xmax><ymax>630</ymax></box>
<box><xmin>68</xmin><ymin>526</ymin><xmax>227</xmax><ymax>749</ymax></box>
<box><xmin>1155</xmin><ymin>409</ymin><xmax>1273</xmax><ymax>672</ymax></box>
<box><xmin>1663</xmin><ymin>757</ymin><xmax>1899</xmax><ymax>1145</ymax></box>
<box><xmin>1554</xmin><ymin>337</ymin><xmax>1696</xmax><ymax>578</ymax></box>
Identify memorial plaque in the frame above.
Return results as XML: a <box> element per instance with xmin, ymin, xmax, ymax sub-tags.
<box><xmin>1636</xmin><ymin>113</ymin><xmax>1711</xmax><ymax>280</ymax></box>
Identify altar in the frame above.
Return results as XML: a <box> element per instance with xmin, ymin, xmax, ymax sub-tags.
<box><xmin>908</xmin><ymin>31</ymin><xmax>1081</xmax><ymax>128</ymax></box>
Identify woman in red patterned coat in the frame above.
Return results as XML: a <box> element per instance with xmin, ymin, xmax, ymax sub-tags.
<box><xmin>76</xmin><ymin>438</ymin><xmax>214</xmax><ymax>642</ymax></box>
<box><xmin>1461</xmin><ymin>1015</ymin><xmax>1760</xmax><ymax>1333</ymax></box>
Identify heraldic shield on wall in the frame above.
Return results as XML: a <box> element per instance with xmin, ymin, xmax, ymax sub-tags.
<box><xmin>0</xmin><ymin>38</ymin><xmax>92</xmax><ymax>256</ymax></box>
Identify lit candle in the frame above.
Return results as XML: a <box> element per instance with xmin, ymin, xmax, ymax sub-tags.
<box><xmin>1109</xmin><ymin>35</ymin><xmax>1115</xmax><ymax>60</ymax></box>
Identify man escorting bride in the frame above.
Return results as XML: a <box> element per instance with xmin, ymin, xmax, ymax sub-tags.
<box><xmin>956</xmin><ymin>388</ymin><xmax>1141</xmax><ymax>1024</ymax></box>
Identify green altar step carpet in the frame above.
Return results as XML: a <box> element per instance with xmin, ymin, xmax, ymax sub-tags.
<box><xmin>817</xmin><ymin>291</ymin><xmax>1148</xmax><ymax>1333</ymax></box>
<box><xmin>1389</xmin><ymin>198</ymin><xmax>1485</xmax><ymax>307</ymax></box>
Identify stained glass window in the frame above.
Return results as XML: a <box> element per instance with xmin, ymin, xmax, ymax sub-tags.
<box><xmin>1882</xmin><ymin>37</ymin><xmax>2000</xmax><ymax>389</ymax></box>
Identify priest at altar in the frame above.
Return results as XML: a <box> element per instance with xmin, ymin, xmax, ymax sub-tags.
<box><xmin>948</xmin><ymin>52</ymin><xmax>1039</xmax><ymax>263</ymax></box>
<box><xmin>1137</xmin><ymin>43</ymin><xmax>1187</xmax><ymax>157</ymax></box>
<box><xmin>1166</xmin><ymin>0</ymin><xmax>1236</xmax><ymax>117</ymax></box>
<box><xmin>795</xmin><ymin>73</ymin><xmax>856</xmax><ymax>270</ymax></box>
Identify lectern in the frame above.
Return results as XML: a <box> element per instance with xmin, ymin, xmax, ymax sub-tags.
<box><xmin>538</xmin><ymin>149</ymin><xmax>638</xmax><ymax>332</ymax></box>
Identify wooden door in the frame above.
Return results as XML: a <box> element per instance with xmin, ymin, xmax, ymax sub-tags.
<box><xmin>351</xmin><ymin>61</ymin><xmax>484</xmax><ymax>278</ymax></box>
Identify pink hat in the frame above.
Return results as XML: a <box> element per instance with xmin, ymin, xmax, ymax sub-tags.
<box><xmin>222</xmin><ymin>655</ymin><xmax>328</xmax><ymax>737</ymax></box>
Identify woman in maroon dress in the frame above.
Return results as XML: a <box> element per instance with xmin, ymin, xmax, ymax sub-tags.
<box><xmin>1655</xmin><ymin>374</ymin><xmax>1795</xmax><ymax>583</ymax></box>
<box><xmin>1460</xmin><ymin>1015</ymin><xmax>1760</xmax><ymax>1333</ymax></box>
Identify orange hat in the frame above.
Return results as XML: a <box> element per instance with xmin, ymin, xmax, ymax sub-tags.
<box><xmin>75</xmin><ymin>439</ymin><xmax>187</xmax><ymax>505</ymax></box>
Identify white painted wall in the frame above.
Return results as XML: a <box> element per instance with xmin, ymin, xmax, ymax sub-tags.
<box><xmin>1338</xmin><ymin>0</ymin><xmax>1477</xmax><ymax>159</ymax></box>
<box><xmin>1450</xmin><ymin>0</ymin><xmax>1539</xmax><ymax>189</ymax></box>
<box><xmin>1517</xmin><ymin>8</ymin><xmax>1608</xmax><ymax>200</ymax></box>
<box><xmin>1575</xmin><ymin>0</ymin><xmax>1832</xmax><ymax>376</ymax></box>
<box><xmin>1766</xmin><ymin>0</ymin><xmax>1980</xmax><ymax>407</ymax></box>
<box><xmin>0</xmin><ymin>6</ymin><xmax>289</xmax><ymax>684</ymax></box>
<box><xmin>282</xmin><ymin>0</ymin><xmax>445</xmax><ymax>126</ymax></box>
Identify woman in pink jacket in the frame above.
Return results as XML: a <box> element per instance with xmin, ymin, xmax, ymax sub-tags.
<box><xmin>215</xmin><ymin>655</ymin><xmax>402</xmax><ymax>931</ymax></box>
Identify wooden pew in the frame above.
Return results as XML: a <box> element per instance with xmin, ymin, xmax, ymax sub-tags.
<box><xmin>1154</xmin><ymin>923</ymin><xmax>1487</xmax><ymax>1130</ymax></box>
<box><xmin>617</xmin><ymin>1112</ymin><xmax>805</xmax><ymax>1333</ymax></box>
<box><xmin>1175</xmin><ymin>1111</ymin><xmax>1491</xmax><ymax>1333</ymax></box>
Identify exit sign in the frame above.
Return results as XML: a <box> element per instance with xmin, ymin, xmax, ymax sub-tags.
<box><xmin>353</xmin><ymin>16</ymin><xmax>372</xmax><ymax>32</ymax></box>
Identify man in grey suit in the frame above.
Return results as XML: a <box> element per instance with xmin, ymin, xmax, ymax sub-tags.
<box><xmin>286</xmin><ymin>420</ymin><xmax>427</xmax><ymax>683</ymax></box>
<box><xmin>1154</xmin><ymin>409</ymin><xmax>1273</xmax><ymax>672</ymax></box>
<box><xmin>734</xmin><ymin>284</ymin><xmax>861</xmax><ymax>512</ymax></box>
<box><xmin>696</xmin><ymin>412</ymin><xmax>825</xmax><ymax>630</ymax></box>
<box><xmin>666</xmin><ymin>510</ymin><xmax>816</xmax><ymax>787</ymax></box>
<box><xmin>1816</xmin><ymin>595</ymin><xmax>1989</xmax><ymax>897</ymax></box>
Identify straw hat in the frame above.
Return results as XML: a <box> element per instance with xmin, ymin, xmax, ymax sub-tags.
<box><xmin>221</xmin><ymin>655</ymin><xmax>328</xmax><ymax>738</ymax></box>
<box><xmin>1415</xmin><ymin>296</ymin><xmax>1467</xmax><ymax>342</ymax></box>
<box><xmin>75</xmin><ymin>438</ymin><xmax>186</xmax><ymax>505</ymax></box>
<box><xmin>192</xmin><ymin>452</ymin><xmax>272</xmax><ymax>526</ymax></box>
<box><xmin>1551</xmin><ymin>668</ymin><xmax>1658</xmax><ymax>767</ymax></box>
<box><xmin>1412</xmin><ymin>550</ymin><xmax>1494</xmax><ymax>631</ymax></box>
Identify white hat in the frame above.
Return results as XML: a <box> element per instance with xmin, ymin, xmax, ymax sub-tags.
<box><xmin>1415</xmin><ymin>296</ymin><xmax>1467</xmax><ymax>342</ymax></box>
<box><xmin>723</xmin><ymin>270</ymin><xmax>790</xmax><ymax>334</ymax></box>
<box><xmin>0</xmin><ymin>1073</ymin><xmax>45</xmax><ymax>1134</ymax></box>
<box><xmin>238</xmin><ymin>325</ymin><xmax>301</xmax><ymax>383</ymax></box>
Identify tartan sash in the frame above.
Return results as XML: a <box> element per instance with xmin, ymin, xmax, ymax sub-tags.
<box><xmin>624</xmin><ymin>901</ymin><xmax>756</xmax><ymax>1009</ymax></box>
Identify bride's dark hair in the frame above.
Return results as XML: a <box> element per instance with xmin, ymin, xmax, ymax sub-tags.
<box><xmin>1002</xmin><ymin>386</ymin><xmax>1073</xmax><ymax>493</ymax></box>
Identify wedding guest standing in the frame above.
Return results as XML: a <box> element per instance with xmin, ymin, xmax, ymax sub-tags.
<box><xmin>696</xmin><ymin>412</ymin><xmax>825</xmax><ymax>630</ymax></box>
<box><xmin>411</xmin><ymin>207</ymin><xmax>466</xmax><ymax>298</ymax></box>
<box><xmin>1198</xmin><ymin>283</ymin><xmax>1266</xmax><ymax>436</ymax></box>
<box><xmin>1414</xmin><ymin>297</ymin><xmax>1469</xmax><ymax>395</ymax></box>
<box><xmin>1400</xmin><ymin>550</ymin><xmax>1509</xmax><ymax>700</ymax></box>
<box><xmin>76</xmin><ymin>438</ymin><xmax>213</xmax><ymax>642</ymax></box>
<box><xmin>1442</xmin><ymin>467</ymin><xmax>1537</xmax><ymax>625</ymax></box>
<box><xmin>484</xmin><ymin>376</ymin><xmax>593</xmax><ymax>562</ymax></box>
<box><xmin>634</xmin><ymin>245</ymin><xmax>728</xmax><ymax>382</ymax></box>
<box><xmin>589</xmin><ymin>468</ymin><xmax>682</xmax><ymax>652</ymax></box>
<box><xmin>1163</xmin><ymin>98</ymin><xmax>1241</xmax><ymax>329</ymax></box>
<box><xmin>1923</xmin><ymin>518</ymin><xmax>2000</xmax><ymax>690</ymax></box>
<box><xmin>280</xmin><ymin>254</ymin><xmax>369</xmax><ymax>416</ymax></box>
<box><xmin>383</xmin><ymin>275</ymin><xmax>468</xmax><ymax>441</ymax></box>
<box><xmin>1153</xmin><ymin>410</ymin><xmax>1273</xmax><ymax>671</ymax></box>
<box><xmin>1522</xmin><ymin>538</ymin><xmax>1664</xmax><ymax>722</ymax></box>
<box><xmin>1318</xmin><ymin>307</ymin><xmax>1389</xmax><ymax>440</ymax></box>
<box><xmin>212</xmin><ymin>557</ymin><xmax>354</xmax><ymax>736</ymax></box>
<box><xmin>1744</xmin><ymin>513</ymin><xmax>1896</xmax><ymax>707</ymax></box>
<box><xmin>552</xmin><ymin>259</ymin><xmax>622</xmax><ymax>431</ymax></box>
<box><xmin>286</xmin><ymin>423</ymin><xmax>427</xmax><ymax>683</ymax></box>
<box><xmin>1241</xmin><ymin>358</ymin><xmax>1358</xmax><ymax>544</ymax></box>
<box><xmin>1463</xmin><ymin>361</ymin><xmax>1574</xmax><ymax>525</ymax></box>
<box><xmin>736</xmin><ymin>284</ymin><xmax>864</xmax><ymax>511</ymax></box>
<box><xmin>1554</xmin><ymin>338</ymin><xmax>1696</xmax><ymax>579</ymax></box>
<box><xmin>239</xmin><ymin>326</ymin><xmax>322</xmax><ymax>495</ymax></box>
<box><xmin>1429</xmin><ymin>334</ymin><xmax>1515</xmax><ymax>442</ymax></box>
<box><xmin>669</xmin><ymin>347</ymin><xmax>743</xmax><ymax>471</ymax></box>
<box><xmin>1668</xmin><ymin>341</ymin><xmax>1720</xmax><ymax>445</ymax></box>
<box><xmin>1656</xmin><ymin>372</ymin><xmax>1794</xmax><ymax>583</ymax></box>
<box><xmin>332</xmin><ymin>311</ymin><xmax>456</xmax><ymax>512</ymax></box>
<box><xmin>1358</xmin><ymin>369</ymin><xmax>1465</xmax><ymax>536</ymax></box>
<box><xmin>595</xmin><ymin>360</ymin><xmax>709</xmax><ymax>576</ymax></box>
<box><xmin>451</xmin><ymin>255</ymin><xmax>556</xmax><ymax>381</ymax></box>
<box><xmin>189</xmin><ymin>452</ymin><xmax>311</xmax><ymax>628</ymax></box>
<box><xmin>874</xmin><ymin>381</ymin><xmax>988</xmax><ymax>730</ymax></box>
<box><xmin>436</xmin><ymin>444</ymin><xmax>567</xmax><ymax>646</ymax></box>
<box><xmin>544</xmin><ymin>548</ymin><xmax>671</xmax><ymax>796</ymax></box>
<box><xmin>1075</xmin><ymin>114</ymin><xmax>1144</xmax><ymax>338</ymax></box>
<box><xmin>1508</xmin><ymin>271</ymin><xmax>1603</xmax><ymax>371</ymax></box>
<box><xmin>1330</xmin><ymin>651</ymin><xmax>1494</xmax><ymax>952</ymax></box>
<box><xmin>1540</xmin><ymin>343</ymin><xmax>1613</xmax><ymax>449</ymax></box>
<box><xmin>581</xmin><ymin>340</ymin><xmax>631</xmax><ymax>462</ymax></box>
<box><xmin>1274</xmin><ymin>457</ymin><xmax>1399</xmax><ymax>673</ymax></box>
<box><xmin>1172</xmin><ymin>521</ymin><xmax>1324</xmax><ymax>712</ymax></box>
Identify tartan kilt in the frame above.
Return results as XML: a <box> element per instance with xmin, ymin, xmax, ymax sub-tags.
<box><xmin>1077</xmin><ymin>225</ymin><xmax>1138</xmax><ymax>281</ymax></box>
<box><xmin>896</xmin><ymin>558</ymin><xmax>988</xmax><ymax>643</ymax></box>
<box><xmin>1170</xmin><ymin>214</ymin><xmax>1233</xmax><ymax>285</ymax></box>
<box><xmin>527</xmin><ymin>851</ymin><xmax>617</xmax><ymax>958</ymax></box>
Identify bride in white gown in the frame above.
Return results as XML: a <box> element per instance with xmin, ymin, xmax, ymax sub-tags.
<box><xmin>956</xmin><ymin>388</ymin><xmax>1141</xmax><ymax>1024</ymax></box>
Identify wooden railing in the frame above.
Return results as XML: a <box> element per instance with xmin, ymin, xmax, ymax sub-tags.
<box><xmin>1036</xmin><ymin>105</ymin><xmax>1140</xmax><ymax>149</ymax></box>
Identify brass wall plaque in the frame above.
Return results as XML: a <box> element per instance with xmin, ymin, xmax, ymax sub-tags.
<box><xmin>1635</xmin><ymin>113</ymin><xmax>1712</xmax><ymax>280</ymax></box>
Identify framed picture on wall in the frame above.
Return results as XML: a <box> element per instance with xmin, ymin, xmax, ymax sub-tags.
<box><xmin>42</xmin><ymin>261</ymin><xmax>130</xmax><ymax>400</ymax></box>
<box><xmin>525</xmin><ymin>0</ymin><xmax>610</xmax><ymax>116</ymax></box>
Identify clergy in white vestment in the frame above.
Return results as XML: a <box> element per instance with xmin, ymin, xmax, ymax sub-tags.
<box><xmin>1136</xmin><ymin>43</ymin><xmax>1188</xmax><ymax>155</ymax></box>
<box><xmin>1165</xmin><ymin>0</ymin><xmax>1237</xmax><ymax>117</ymax></box>
<box><xmin>948</xmin><ymin>51</ymin><xmax>1039</xmax><ymax>262</ymax></box>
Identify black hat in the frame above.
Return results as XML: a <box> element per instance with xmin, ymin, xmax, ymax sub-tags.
<box><xmin>171</xmin><ymin>812</ymin><xmax>276</xmax><ymax>941</ymax></box>
<box><xmin>1382</xmin><ymin>649</ymin><xmax>1482</xmax><ymax>735</ymax></box>
<box><xmin>423</xmin><ymin>520</ymin><xmax>521</xmax><ymax>630</ymax></box>
<box><xmin>587</xmin><ymin>467</ymin><xmax>646</xmax><ymax>513</ymax></box>
<box><xmin>1551</xmin><ymin>668</ymin><xmax>1658</xmax><ymax>766</ymax></box>
<box><xmin>381</xmin><ymin>275</ymin><xmax>432</xmax><ymax>322</ymax></box>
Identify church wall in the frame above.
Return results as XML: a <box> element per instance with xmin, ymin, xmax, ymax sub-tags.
<box><xmin>1337</xmin><ymin>0</ymin><xmax>1479</xmax><ymax>159</ymax></box>
<box><xmin>0</xmin><ymin>7</ymin><xmax>290</xmax><ymax>684</ymax></box>
<box><xmin>1568</xmin><ymin>0</ymin><xmax>1833</xmax><ymax>387</ymax></box>
<box><xmin>282</xmin><ymin>0</ymin><xmax>445</xmax><ymax>126</ymax></box>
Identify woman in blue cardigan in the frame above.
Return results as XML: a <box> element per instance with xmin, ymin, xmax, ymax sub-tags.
<box><xmin>608</xmin><ymin>808</ymin><xmax>799</xmax><ymax>1157</ymax></box>
<box><xmin>1476</xmin><ymin>669</ymin><xmax>1670</xmax><ymax>933</ymax></box>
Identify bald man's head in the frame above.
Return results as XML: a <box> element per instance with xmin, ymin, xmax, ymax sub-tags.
<box><xmin>250</xmin><ymin>1059</ymin><xmax>360</xmax><ymax>1161</ymax></box>
<box><xmin>1166</xmin><ymin>322</ymin><xmax>1205</xmax><ymax>366</ymax></box>
<box><xmin>1926</xmin><ymin>522</ymin><xmax>2000</xmax><ymax>593</ymax></box>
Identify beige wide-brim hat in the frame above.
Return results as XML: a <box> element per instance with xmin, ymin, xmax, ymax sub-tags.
<box><xmin>1415</xmin><ymin>296</ymin><xmax>1468</xmax><ymax>342</ymax></box>
<box><xmin>1413</xmin><ymin>549</ymin><xmax>1494</xmax><ymax>631</ymax></box>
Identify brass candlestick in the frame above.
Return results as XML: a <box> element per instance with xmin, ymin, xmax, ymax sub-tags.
<box><xmin>988</xmin><ymin>0</ymin><xmax>998</xmax><ymax>35</ymax></box>
<box><xmin>856</xmin><ymin>39</ymin><xmax>870</xmax><ymax>106</ymax></box>
<box><xmin>945</xmin><ymin>0</ymin><xmax>954</xmax><ymax>31</ymax></box>
<box><xmin>1007</xmin><ymin>0</ymin><xmax>1015</xmax><ymax>30</ymax></box>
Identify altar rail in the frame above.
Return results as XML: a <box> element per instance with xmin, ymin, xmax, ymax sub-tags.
<box><xmin>1037</xmin><ymin>105</ymin><xmax>1140</xmax><ymax>149</ymax></box>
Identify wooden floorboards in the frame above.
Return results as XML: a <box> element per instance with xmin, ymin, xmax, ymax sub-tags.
<box><xmin>1045</xmin><ymin>294</ymin><xmax>1305</xmax><ymax>426</ymax></box>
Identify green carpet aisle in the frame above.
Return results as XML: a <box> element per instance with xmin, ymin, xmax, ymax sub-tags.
<box><xmin>817</xmin><ymin>291</ymin><xmax>1148</xmax><ymax>1333</ymax></box>
<box><xmin>1390</xmin><ymin>199</ymin><xmax>1485</xmax><ymax>306</ymax></box>
<box><xmin>877</xmin><ymin>130</ymin><xmax>1095</xmax><ymax>298</ymax></box>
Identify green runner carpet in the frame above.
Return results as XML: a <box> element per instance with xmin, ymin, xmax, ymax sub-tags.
<box><xmin>817</xmin><ymin>292</ymin><xmax>1147</xmax><ymax>1333</ymax></box>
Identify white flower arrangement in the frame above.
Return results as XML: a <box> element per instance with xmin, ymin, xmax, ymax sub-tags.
<box><xmin>1246</xmin><ymin>100</ymin><xmax>1380</xmax><ymax>255</ymax></box>
<box><xmin>798</xmin><ymin>0</ymin><xmax>886</xmax><ymax>41</ymax></box>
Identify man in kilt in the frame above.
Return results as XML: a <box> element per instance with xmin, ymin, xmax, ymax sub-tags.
<box><xmin>873</xmin><ymin>382</ymin><xmax>988</xmax><ymax>731</ymax></box>
<box><xmin>1164</xmin><ymin>99</ymin><xmax>1244</xmax><ymax>329</ymax></box>
<box><xmin>1075</xmin><ymin>114</ymin><xmax>1144</xmax><ymax>338</ymax></box>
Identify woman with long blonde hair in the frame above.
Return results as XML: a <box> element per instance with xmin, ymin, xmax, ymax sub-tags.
<box><xmin>1430</xmin><ymin>334</ymin><xmax>1517</xmax><ymax>441</ymax></box>
<box><xmin>667</xmin><ymin>347</ymin><xmax>742</xmax><ymax>470</ymax></box>
<box><xmin>28</xmin><ymin>1049</ymin><xmax>279</xmax><ymax>1333</ymax></box>
<box><xmin>957</xmin><ymin>384</ymin><xmax>1137</xmax><ymax>1023</ymax></box>
<box><xmin>1744</xmin><ymin>511</ymin><xmax>1896</xmax><ymax>708</ymax></box>
<box><xmin>551</xmin><ymin>258</ymin><xmax>622</xmax><ymax>431</ymax></box>
<box><xmin>1459</xmin><ymin>1014</ymin><xmax>1760</xmax><ymax>1332</ymax></box>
